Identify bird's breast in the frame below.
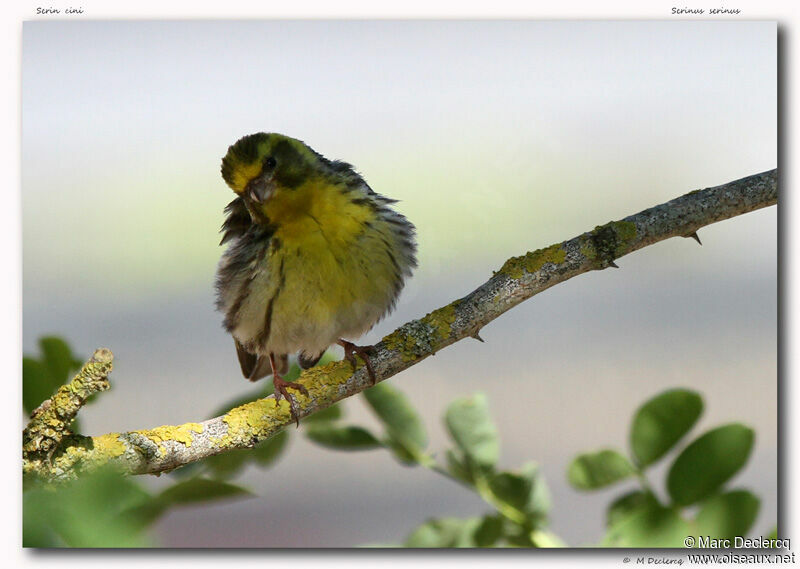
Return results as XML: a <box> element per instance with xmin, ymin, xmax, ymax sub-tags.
<box><xmin>265</xmin><ymin>178</ymin><xmax>373</xmax><ymax>246</ymax></box>
<box><xmin>229</xmin><ymin>216</ymin><xmax>404</xmax><ymax>357</ymax></box>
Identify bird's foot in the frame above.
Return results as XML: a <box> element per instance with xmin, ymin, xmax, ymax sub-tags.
<box><xmin>272</xmin><ymin>375</ymin><xmax>308</xmax><ymax>427</ymax></box>
<box><xmin>269</xmin><ymin>352</ymin><xmax>309</xmax><ymax>427</ymax></box>
<box><xmin>337</xmin><ymin>339</ymin><xmax>377</xmax><ymax>385</ymax></box>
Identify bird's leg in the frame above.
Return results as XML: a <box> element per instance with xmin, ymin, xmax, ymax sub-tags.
<box><xmin>269</xmin><ymin>353</ymin><xmax>308</xmax><ymax>427</ymax></box>
<box><xmin>337</xmin><ymin>339</ymin><xmax>377</xmax><ymax>385</ymax></box>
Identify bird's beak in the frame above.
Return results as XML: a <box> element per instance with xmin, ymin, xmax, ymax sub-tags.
<box><xmin>245</xmin><ymin>173</ymin><xmax>274</xmax><ymax>204</ymax></box>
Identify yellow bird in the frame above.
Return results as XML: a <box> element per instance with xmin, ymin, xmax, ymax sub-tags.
<box><xmin>216</xmin><ymin>133</ymin><xmax>417</xmax><ymax>423</ymax></box>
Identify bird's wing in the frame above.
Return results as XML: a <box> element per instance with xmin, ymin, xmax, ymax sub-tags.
<box><xmin>219</xmin><ymin>197</ymin><xmax>252</xmax><ymax>245</ymax></box>
<box><xmin>234</xmin><ymin>339</ymin><xmax>289</xmax><ymax>381</ymax></box>
<box><xmin>297</xmin><ymin>351</ymin><xmax>324</xmax><ymax>369</ymax></box>
<box><xmin>235</xmin><ymin>338</ymin><xmax>260</xmax><ymax>379</ymax></box>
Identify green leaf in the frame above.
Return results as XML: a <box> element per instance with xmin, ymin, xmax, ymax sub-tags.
<box><xmin>488</xmin><ymin>463</ymin><xmax>550</xmax><ymax>523</ymax></box>
<box><xmin>505</xmin><ymin>528</ymin><xmax>535</xmax><ymax>547</ymax></box>
<box><xmin>567</xmin><ymin>449</ymin><xmax>636</xmax><ymax>490</ymax></box>
<box><xmin>122</xmin><ymin>501</ymin><xmax>167</xmax><ymax>533</ymax></box>
<box><xmin>473</xmin><ymin>515</ymin><xmax>503</xmax><ymax>547</ymax></box>
<box><xmin>125</xmin><ymin>477</ymin><xmax>251</xmax><ymax>530</ymax></box>
<box><xmin>22</xmin><ymin>357</ymin><xmax>56</xmax><ymax>414</ymax></box>
<box><xmin>166</xmin><ymin>462</ymin><xmax>202</xmax><ymax>479</ymax></box>
<box><xmin>695</xmin><ymin>490</ymin><xmax>760</xmax><ymax>540</ymax></box>
<box><xmin>607</xmin><ymin>490</ymin><xmax>655</xmax><ymax>528</ymax></box>
<box><xmin>202</xmin><ymin>429</ymin><xmax>288</xmax><ymax>476</ymax></box>
<box><xmin>303</xmin><ymin>403</ymin><xmax>343</xmax><ymax>424</ymax></box>
<box><xmin>362</xmin><ymin>382</ymin><xmax>427</xmax><ymax>451</ymax></box>
<box><xmin>24</xmin><ymin>467</ymin><xmax>152</xmax><ymax>547</ymax></box>
<box><xmin>203</xmin><ymin>448</ymin><xmax>251</xmax><ymax>479</ymax></box>
<box><xmin>445</xmin><ymin>393</ymin><xmax>499</xmax><ymax>468</ymax></box>
<box><xmin>23</xmin><ymin>491</ymin><xmax>61</xmax><ymax>547</ymax></box>
<box><xmin>385</xmin><ymin>437</ymin><xmax>418</xmax><ymax>465</ymax></box>
<box><xmin>23</xmin><ymin>336</ymin><xmax>85</xmax><ymax>414</ymax></box>
<box><xmin>158</xmin><ymin>477</ymin><xmax>252</xmax><ymax>505</ymax></box>
<box><xmin>604</xmin><ymin>500</ymin><xmax>689</xmax><ymax>547</ymax></box>
<box><xmin>667</xmin><ymin>423</ymin><xmax>755</xmax><ymax>506</ymax></box>
<box><xmin>445</xmin><ymin>450</ymin><xmax>475</xmax><ymax>484</ymax></box>
<box><xmin>252</xmin><ymin>430</ymin><xmax>289</xmax><ymax>465</ymax></box>
<box><xmin>526</xmin><ymin>463</ymin><xmax>552</xmax><ymax>518</ymax></box>
<box><xmin>489</xmin><ymin>471</ymin><xmax>533</xmax><ymax>514</ymax></box>
<box><xmin>39</xmin><ymin>337</ymin><xmax>81</xmax><ymax>385</ymax></box>
<box><xmin>404</xmin><ymin>517</ymin><xmax>481</xmax><ymax>548</ymax></box>
<box><xmin>304</xmin><ymin>424</ymin><xmax>382</xmax><ymax>450</ymax></box>
<box><xmin>530</xmin><ymin>529</ymin><xmax>566</xmax><ymax>548</ymax></box>
<box><xmin>631</xmin><ymin>388</ymin><xmax>703</xmax><ymax>467</ymax></box>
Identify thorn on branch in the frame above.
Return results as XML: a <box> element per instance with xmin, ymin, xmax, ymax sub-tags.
<box><xmin>471</xmin><ymin>332</ymin><xmax>485</xmax><ymax>343</ymax></box>
<box><xmin>686</xmin><ymin>231</ymin><xmax>703</xmax><ymax>245</ymax></box>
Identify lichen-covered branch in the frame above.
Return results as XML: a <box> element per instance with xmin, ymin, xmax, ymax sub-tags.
<box><xmin>23</xmin><ymin>169</ymin><xmax>777</xmax><ymax>481</ymax></box>
<box><xmin>23</xmin><ymin>348</ymin><xmax>114</xmax><ymax>464</ymax></box>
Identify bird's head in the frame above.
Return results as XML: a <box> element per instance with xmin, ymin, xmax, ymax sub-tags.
<box><xmin>221</xmin><ymin>132</ymin><xmax>323</xmax><ymax>223</ymax></box>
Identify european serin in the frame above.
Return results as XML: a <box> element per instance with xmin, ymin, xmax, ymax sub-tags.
<box><xmin>216</xmin><ymin>133</ymin><xmax>417</xmax><ymax>423</ymax></box>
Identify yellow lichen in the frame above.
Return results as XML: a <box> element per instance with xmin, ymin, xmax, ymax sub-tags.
<box><xmin>383</xmin><ymin>301</ymin><xmax>459</xmax><ymax>361</ymax></box>
<box><xmin>301</xmin><ymin>360</ymin><xmax>354</xmax><ymax>391</ymax></box>
<box><xmin>211</xmin><ymin>361</ymin><xmax>356</xmax><ymax>447</ymax></box>
<box><xmin>383</xmin><ymin>329</ymin><xmax>421</xmax><ymax>360</ymax></box>
<box><xmin>611</xmin><ymin>221</ymin><xmax>637</xmax><ymax>256</ymax></box>
<box><xmin>91</xmin><ymin>432</ymin><xmax>128</xmax><ymax>458</ymax></box>
<box><xmin>46</xmin><ymin>432</ymin><xmax>128</xmax><ymax>476</ymax></box>
<box><xmin>225</xmin><ymin>399</ymin><xmax>274</xmax><ymax>431</ymax></box>
<box><xmin>132</xmin><ymin>423</ymin><xmax>204</xmax><ymax>455</ymax></box>
<box><xmin>498</xmin><ymin>244</ymin><xmax>567</xmax><ymax>279</ymax></box>
<box><xmin>425</xmin><ymin>301</ymin><xmax>459</xmax><ymax>340</ymax></box>
<box><xmin>580</xmin><ymin>220</ymin><xmax>638</xmax><ymax>264</ymax></box>
<box><xmin>214</xmin><ymin>399</ymin><xmax>283</xmax><ymax>448</ymax></box>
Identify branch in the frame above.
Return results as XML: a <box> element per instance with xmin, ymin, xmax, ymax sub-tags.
<box><xmin>23</xmin><ymin>169</ymin><xmax>777</xmax><ymax>481</ymax></box>
<box><xmin>23</xmin><ymin>349</ymin><xmax>113</xmax><ymax>463</ymax></box>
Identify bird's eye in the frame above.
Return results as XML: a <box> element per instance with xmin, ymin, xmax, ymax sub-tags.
<box><xmin>263</xmin><ymin>156</ymin><xmax>277</xmax><ymax>170</ymax></box>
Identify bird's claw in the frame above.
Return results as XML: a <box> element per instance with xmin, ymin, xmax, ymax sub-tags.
<box><xmin>338</xmin><ymin>339</ymin><xmax>377</xmax><ymax>385</ymax></box>
<box><xmin>273</xmin><ymin>375</ymin><xmax>308</xmax><ymax>427</ymax></box>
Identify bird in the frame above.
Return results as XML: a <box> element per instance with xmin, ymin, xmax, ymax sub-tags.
<box><xmin>215</xmin><ymin>133</ymin><xmax>417</xmax><ymax>425</ymax></box>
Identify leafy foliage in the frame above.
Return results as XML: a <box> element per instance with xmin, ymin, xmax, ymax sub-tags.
<box><xmin>363</xmin><ymin>382</ymin><xmax>428</xmax><ymax>458</ymax></box>
<box><xmin>695</xmin><ymin>490</ymin><xmax>760</xmax><ymax>541</ymax></box>
<box><xmin>567</xmin><ymin>387</ymin><xmax>760</xmax><ymax>547</ymax></box>
<box><xmin>630</xmin><ymin>388</ymin><xmax>703</xmax><ymax>466</ymax></box>
<box><xmin>568</xmin><ymin>450</ymin><xmax>635</xmax><ymax>489</ymax></box>
<box><xmin>603</xmin><ymin>500</ymin><xmax>690</xmax><ymax>547</ymax></box>
<box><xmin>22</xmin><ymin>337</ymin><xmax>770</xmax><ymax>548</ymax></box>
<box><xmin>23</xmin><ymin>468</ymin><xmax>251</xmax><ymax>547</ymax></box>
<box><xmin>667</xmin><ymin>424</ymin><xmax>755</xmax><ymax>506</ymax></box>
<box><xmin>22</xmin><ymin>337</ymin><xmax>285</xmax><ymax>547</ymax></box>
<box><xmin>123</xmin><ymin>477</ymin><xmax>252</xmax><ymax>531</ymax></box>
<box><xmin>305</xmin><ymin>424</ymin><xmax>382</xmax><ymax>450</ymax></box>
<box><xmin>300</xmin><ymin>387</ymin><xmax>554</xmax><ymax>547</ymax></box>
<box><xmin>445</xmin><ymin>394</ymin><xmax>499</xmax><ymax>468</ymax></box>
<box><xmin>24</xmin><ymin>467</ymin><xmax>152</xmax><ymax>547</ymax></box>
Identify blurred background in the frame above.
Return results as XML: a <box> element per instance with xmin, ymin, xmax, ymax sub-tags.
<box><xmin>22</xmin><ymin>20</ymin><xmax>776</xmax><ymax>546</ymax></box>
